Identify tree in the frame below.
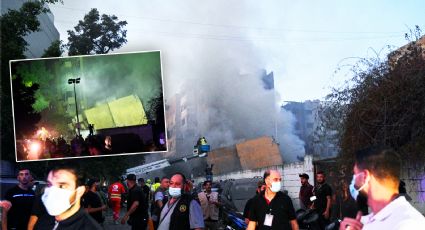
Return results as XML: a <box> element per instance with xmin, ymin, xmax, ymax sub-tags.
<box><xmin>1</xmin><ymin>3</ymin><xmax>137</xmax><ymax>181</ymax></box>
<box><xmin>41</xmin><ymin>40</ymin><xmax>64</xmax><ymax>58</ymax></box>
<box><xmin>322</xmin><ymin>30</ymin><xmax>425</xmax><ymax>166</ymax></box>
<box><xmin>0</xmin><ymin>1</ymin><xmax>61</xmax><ymax>160</ymax></box>
<box><xmin>67</xmin><ymin>8</ymin><xmax>128</xmax><ymax>55</ymax></box>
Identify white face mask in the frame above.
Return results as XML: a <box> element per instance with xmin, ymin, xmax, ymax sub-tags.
<box><xmin>349</xmin><ymin>172</ymin><xmax>368</xmax><ymax>200</ymax></box>
<box><xmin>42</xmin><ymin>186</ymin><xmax>74</xmax><ymax>216</ymax></box>
<box><xmin>270</xmin><ymin>181</ymin><xmax>281</xmax><ymax>193</ymax></box>
<box><xmin>169</xmin><ymin>187</ymin><xmax>182</xmax><ymax>197</ymax></box>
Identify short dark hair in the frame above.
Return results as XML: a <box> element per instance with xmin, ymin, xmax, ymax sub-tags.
<box><xmin>87</xmin><ymin>178</ymin><xmax>99</xmax><ymax>187</ymax></box>
<box><xmin>203</xmin><ymin>180</ymin><xmax>212</xmax><ymax>186</ymax></box>
<box><xmin>154</xmin><ymin>177</ymin><xmax>160</xmax><ymax>183</ymax></box>
<box><xmin>126</xmin><ymin>174</ymin><xmax>137</xmax><ymax>181</ymax></box>
<box><xmin>160</xmin><ymin>176</ymin><xmax>168</xmax><ymax>182</ymax></box>
<box><xmin>138</xmin><ymin>178</ymin><xmax>144</xmax><ymax>183</ymax></box>
<box><xmin>355</xmin><ymin>146</ymin><xmax>401</xmax><ymax>182</ymax></box>
<box><xmin>49</xmin><ymin>163</ymin><xmax>84</xmax><ymax>187</ymax></box>
<box><xmin>263</xmin><ymin>170</ymin><xmax>271</xmax><ymax>181</ymax></box>
<box><xmin>316</xmin><ymin>171</ymin><xmax>325</xmax><ymax>176</ymax></box>
<box><xmin>17</xmin><ymin>167</ymin><xmax>31</xmax><ymax>173</ymax></box>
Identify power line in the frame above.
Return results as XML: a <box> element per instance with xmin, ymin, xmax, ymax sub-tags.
<box><xmin>54</xmin><ymin>17</ymin><xmax>404</xmax><ymax>44</ymax></box>
<box><xmin>50</xmin><ymin>5</ymin><xmax>405</xmax><ymax>35</ymax></box>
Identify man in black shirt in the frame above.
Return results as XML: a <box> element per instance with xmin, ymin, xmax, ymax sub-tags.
<box><xmin>28</xmin><ymin>194</ymin><xmax>55</xmax><ymax>230</ymax></box>
<box><xmin>243</xmin><ymin>180</ymin><xmax>265</xmax><ymax>224</ymax></box>
<box><xmin>41</xmin><ymin>164</ymin><xmax>102</xmax><ymax>229</ymax></box>
<box><xmin>121</xmin><ymin>174</ymin><xmax>148</xmax><ymax>230</ymax></box>
<box><xmin>138</xmin><ymin>178</ymin><xmax>151</xmax><ymax>204</ymax></box>
<box><xmin>247</xmin><ymin>170</ymin><xmax>299</xmax><ymax>230</ymax></box>
<box><xmin>3</xmin><ymin>168</ymin><xmax>35</xmax><ymax>230</ymax></box>
<box><xmin>312</xmin><ymin>171</ymin><xmax>332</xmax><ymax>229</ymax></box>
<box><xmin>299</xmin><ymin>173</ymin><xmax>314</xmax><ymax>210</ymax></box>
<box><xmin>82</xmin><ymin>178</ymin><xmax>106</xmax><ymax>224</ymax></box>
<box><xmin>151</xmin><ymin>176</ymin><xmax>170</xmax><ymax>229</ymax></box>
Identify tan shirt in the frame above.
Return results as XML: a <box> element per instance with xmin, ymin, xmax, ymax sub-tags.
<box><xmin>198</xmin><ymin>191</ymin><xmax>219</xmax><ymax>221</ymax></box>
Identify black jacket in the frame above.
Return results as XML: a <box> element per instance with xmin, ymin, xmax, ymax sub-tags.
<box><xmin>169</xmin><ymin>194</ymin><xmax>192</xmax><ymax>230</ymax></box>
<box><xmin>54</xmin><ymin>207</ymin><xmax>102</xmax><ymax>230</ymax></box>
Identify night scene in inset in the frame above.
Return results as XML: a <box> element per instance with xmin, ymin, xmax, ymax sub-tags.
<box><xmin>10</xmin><ymin>51</ymin><xmax>166</xmax><ymax>161</ymax></box>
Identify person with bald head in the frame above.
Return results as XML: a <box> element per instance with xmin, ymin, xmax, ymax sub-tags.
<box><xmin>247</xmin><ymin>169</ymin><xmax>299</xmax><ymax>230</ymax></box>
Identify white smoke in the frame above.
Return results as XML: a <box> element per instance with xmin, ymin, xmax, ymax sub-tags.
<box><xmin>117</xmin><ymin>1</ymin><xmax>306</xmax><ymax>166</ymax></box>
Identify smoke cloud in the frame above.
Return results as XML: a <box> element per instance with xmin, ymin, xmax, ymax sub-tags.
<box><xmin>120</xmin><ymin>1</ymin><xmax>306</xmax><ymax>174</ymax></box>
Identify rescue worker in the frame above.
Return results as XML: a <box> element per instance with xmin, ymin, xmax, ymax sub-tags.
<box><xmin>108</xmin><ymin>177</ymin><xmax>126</xmax><ymax>224</ymax></box>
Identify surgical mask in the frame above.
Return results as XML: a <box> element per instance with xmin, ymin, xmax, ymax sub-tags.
<box><xmin>270</xmin><ymin>182</ymin><xmax>281</xmax><ymax>193</ymax></box>
<box><xmin>349</xmin><ymin>173</ymin><xmax>369</xmax><ymax>200</ymax></box>
<box><xmin>42</xmin><ymin>186</ymin><xmax>74</xmax><ymax>216</ymax></box>
<box><xmin>169</xmin><ymin>187</ymin><xmax>182</xmax><ymax>197</ymax></box>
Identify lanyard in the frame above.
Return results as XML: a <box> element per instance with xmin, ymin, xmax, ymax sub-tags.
<box><xmin>158</xmin><ymin>198</ymin><xmax>179</xmax><ymax>226</ymax></box>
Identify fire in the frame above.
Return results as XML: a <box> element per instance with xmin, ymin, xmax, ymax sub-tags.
<box><xmin>25</xmin><ymin>139</ymin><xmax>42</xmax><ymax>160</ymax></box>
<box><xmin>35</xmin><ymin>127</ymin><xmax>50</xmax><ymax>141</ymax></box>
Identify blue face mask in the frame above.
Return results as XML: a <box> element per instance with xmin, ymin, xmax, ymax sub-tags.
<box><xmin>169</xmin><ymin>187</ymin><xmax>181</xmax><ymax>197</ymax></box>
<box><xmin>349</xmin><ymin>172</ymin><xmax>368</xmax><ymax>200</ymax></box>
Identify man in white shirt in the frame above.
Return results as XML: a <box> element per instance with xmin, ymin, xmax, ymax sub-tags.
<box><xmin>340</xmin><ymin>146</ymin><xmax>425</xmax><ymax>230</ymax></box>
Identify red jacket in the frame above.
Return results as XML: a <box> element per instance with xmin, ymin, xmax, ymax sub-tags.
<box><xmin>108</xmin><ymin>182</ymin><xmax>126</xmax><ymax>200</ymax></box>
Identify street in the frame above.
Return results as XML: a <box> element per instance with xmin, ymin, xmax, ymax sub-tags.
<box><xmin>103</xmin><ymin>208</ymin><xmax>131</xmax><ymax>230</ymax></box>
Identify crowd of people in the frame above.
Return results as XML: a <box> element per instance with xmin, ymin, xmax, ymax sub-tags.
<box><xmin>19</xmin><ymin>134</ymin><xmax>113</xmax><ymax>160</ymax></box>
<box><xmin>19</xmin><ymin>132</ymin><xmax>166</xmax><ymax>161</ymax></box>
<box><xmin>2</xmin><ymin>146</ymin><xmax>425</xmax><ymax>229</ymax></box>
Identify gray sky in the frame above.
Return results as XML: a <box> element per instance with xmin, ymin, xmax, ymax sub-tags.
<box><xmin>49</xmin><ymin>0</ymin><xmax>425</xmax><ymax>103</ymax></box>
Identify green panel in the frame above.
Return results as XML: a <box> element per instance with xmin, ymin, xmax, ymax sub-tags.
<box><xmin>84</xmin><ymin>103</ymin><xmax>115</xmax><ymax>129</ymax></box>
<box><xmin>108</xmin><ymin>95</ymin><xmax>148</xmax><ymax>127</ymax></box>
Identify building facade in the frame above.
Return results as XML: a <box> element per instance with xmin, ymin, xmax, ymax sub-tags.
<box><xmin>1</xmin><ymin>0</ymin><xmax>60</xmax><ymax>58</ymax></box>
<box><xmin>282</xmin><ymin>100</ymin><xmax>338</xmax><ymax>159</ymax></box>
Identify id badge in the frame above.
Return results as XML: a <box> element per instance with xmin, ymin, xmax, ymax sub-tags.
<box><xmin>264</xmin><ymin>214</ymin><xmax>273</xmax><ymax>226</ymax></box>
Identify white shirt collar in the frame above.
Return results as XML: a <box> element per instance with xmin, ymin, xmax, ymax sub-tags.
<box><xmin>364</xmin><ymin>196</ymin><xmax>405</xmax><ymax>223</ymax></box>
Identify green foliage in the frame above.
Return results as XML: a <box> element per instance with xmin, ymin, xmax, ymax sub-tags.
<box><xmin>0</xmin><ymin>1</ymin><xmax>51</xmax><ymax>160</ymax></box>
<box><xmin>32</xmin><ymin>91</ymin><xmax>49</xmax><ymax>112</ymax></box>
<box><xmin>1</xmin><ymin>3</ymin><xmax>142</xmax><ymax>181</ymax></box>
<box><xmin>67</xmin><ymin>8</ymin><xmax>128</xmax><ymax>55</ymax></box>
<box><xmin>16</xmin><ymin>61</ymin><xmax>55</xmax><ymax>112</ymax></box>
<box><xmin>42</xmin><ymin>40</ymin><xmax>64</xmax><ymax>58</ymax></box>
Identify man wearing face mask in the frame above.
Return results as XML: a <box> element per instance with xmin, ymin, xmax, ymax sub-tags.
<box><xmin>121</xmin><ymin>174</ymin><xmax>148</xmax><ymax>230</ymax></box>
<box><xmin>247</xmin><ymin>170</ymin><xmax>299</xmax><ymax>230</ymax></box>
<box><xmin>157</xmin><ymin>172</ymin><xmax>204</xmax><ymax>230</ymax></box>
<box><xmin>81</xmin><ymin>178</ymin><xmax>106</xmax><ymax>225</ymax></box>
<box><xmin>340</xmin><ymin>147</ymin><xmax>425</xmax><ymax>230</ymax></box>
<box><xmin>41</xmin><ymin>164</ymin><xmax>102</xmax><ymax>229</ymax></box>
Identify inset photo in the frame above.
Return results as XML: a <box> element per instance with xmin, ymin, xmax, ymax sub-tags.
<box><xmin>10</xmin><ymin>51</ymin><xmax>166</xmax><ymax>162</ymax></box>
